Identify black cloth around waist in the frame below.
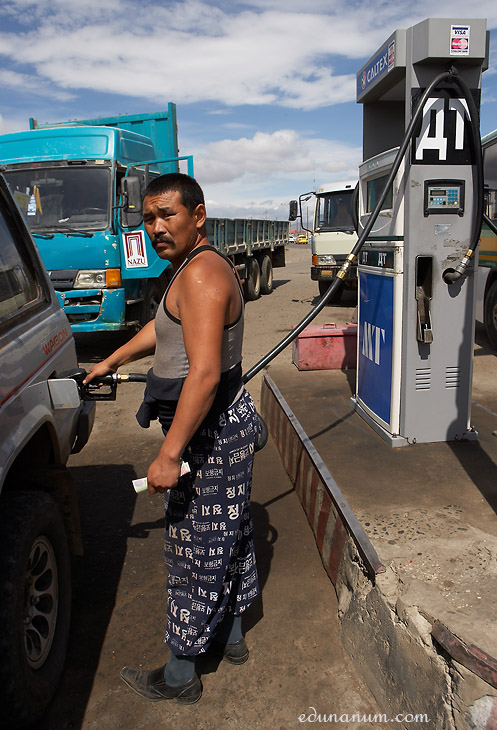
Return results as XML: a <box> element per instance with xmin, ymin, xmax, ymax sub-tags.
<box><xmin>136</xmin><ymin>363</ymin><xmax>243</xmax><ymax>430</ymax></box>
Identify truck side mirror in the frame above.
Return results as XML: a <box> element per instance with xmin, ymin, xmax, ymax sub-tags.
<box><xmin>289</xmin><ymin>200</ymin><xmax>298</xmax><ymax>221</ymax></box>
<box><xmin>121</xmin><ymin>176</ymin><xmax>143</xmax><ymax>228</ymax></box>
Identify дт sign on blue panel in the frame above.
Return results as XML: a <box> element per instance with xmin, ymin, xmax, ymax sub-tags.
<box><xmin>357</xmin><ymin>271</ymin><xmax>394</xmax><ymax>425</ymax></box>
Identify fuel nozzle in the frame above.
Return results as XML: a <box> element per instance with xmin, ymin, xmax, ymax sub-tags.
<box><xmin>442</xmin><ymin>248</ymin><xmax>474</xmax><ymax>285</ymax></box>
<box><xmin>61</xmin><ymin>368</ymin><xmax>118</xmax><ymax>400</ymax></box>
<box><xmin>61</xmin><ymin>369</ymin><xmax>148</xmax><ymax>400</ymax></box>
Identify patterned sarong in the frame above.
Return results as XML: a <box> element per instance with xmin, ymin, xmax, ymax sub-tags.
<box><xmin>161</xmin><ymin>389</ymin><xmax>260</xmax><ymax>656</ymax></box>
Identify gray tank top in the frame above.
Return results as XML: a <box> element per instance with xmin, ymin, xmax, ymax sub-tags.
<box><xmin>153</xmin><ymin>245</ymin><xmax>244</xmax><ymax>379</ymax></box>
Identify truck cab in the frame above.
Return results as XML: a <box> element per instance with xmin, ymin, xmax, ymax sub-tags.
<box><xmin>0</xmin><ymin>108</ymin><xmax>193</xmax><ymax>332</ymax></box>
<box><xmin>311</xmin><ymin>181</ymin><xmax>358</xmax><ymax>303</ymax></box>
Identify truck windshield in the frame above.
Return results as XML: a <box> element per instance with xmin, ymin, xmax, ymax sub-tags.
<box><xmin>4</xmin><ymin>166</ymin><xmax>111</xmax><ymax>233</ymax></box>
<box><xmin>315</xmin><ymin>191</ymin><xmax>354</xmax><ymax>232</ymax></box>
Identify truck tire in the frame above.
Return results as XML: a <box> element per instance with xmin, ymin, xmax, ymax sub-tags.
<box><xmin>260</xmin><ymin>255</ymin><xmax>273</xmax><ymax>295</ymax></box>
<box><xmin>484</xmin><ymin>279</ymin><xmax>497</xmax><ymax>350</ymax></box>
<box><xmin>319</xmin><ymin>279</ymin><xmax>343</xmax><ymax>304</ymax></box>
<box><xmin>0</xmin><ymin>491</ymin><xmax>71</xmax><ymax>730</ymax></box>
<box><xmin>244</xmin><ymin>257</ymin><xmax>261</xmax><ymax>301</ymax></box>
<box><xmin>139</xmin><ymin>279</ymin><xmax>164</xmax><ymax>327</ymax></box>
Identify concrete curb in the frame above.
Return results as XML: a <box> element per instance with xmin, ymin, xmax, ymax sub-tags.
<box><xmin>260</xmin><ymin>373</ymin><xmax>497</xmax><ymax>730</ymax></box>
<box><xmin>260</xmin><ymin>372</ymin><xmax>384</xmax><ymax>581</ymax></box>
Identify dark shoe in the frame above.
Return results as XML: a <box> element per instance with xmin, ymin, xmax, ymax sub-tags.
<box><xmin>120</xmin><ymin>665</ymin><xmax>202</xmax><ymax>704</ymax></box>
<box><xmin>216</xmin><ymin>638</ymin><xmax>249</xmax><ymax>665</ymax></box>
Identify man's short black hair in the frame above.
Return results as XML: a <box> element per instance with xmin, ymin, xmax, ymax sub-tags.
<box><xmin>144</xmin><ymin>173</ymin><xmax>205</xmax><ymax>214</ymax></box>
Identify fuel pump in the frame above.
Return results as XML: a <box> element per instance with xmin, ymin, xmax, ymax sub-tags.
<box><xmin>351</xmin><ymin>17</ymin><xmax>489</xmax><ymax>446</ymax></box>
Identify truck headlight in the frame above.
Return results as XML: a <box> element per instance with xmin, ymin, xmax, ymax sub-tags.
<box><xmin>317</xmin><ymin>254</ymin><xmax>337</xmax><ymax>265</ymax></box>
<box><xmin>73</xmin><ymin>269</ymin><xmax>121</xmax><ymax>289</ymax></box>
<box><xmin>74</xmin><ymin>270</ymin><xmax>106</xmax><ymax>289</ymax></box>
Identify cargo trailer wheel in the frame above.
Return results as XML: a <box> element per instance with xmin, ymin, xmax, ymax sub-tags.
<box><xmin>260</xmin><ymin>255</ymin><xmax>273</xmax><ymax>295</ymax></box>
<box><xmin>0</xmin><ymin>491</ymin><xmax>71</xmax><ymax>730</ymax></box>
<box><xmin>484</xmin><ymin>280</ymin><xmax>497</xmax><ymax>351</ymax></box>
<box><xmin>319</xmin><ymin>279</ymin><xmax>343</xmax><ymax>304</ymax></box>
<box><xmin>244</xmin><ymin>257</ymin><xmax>261</xmax><ymax>301</ymax></box>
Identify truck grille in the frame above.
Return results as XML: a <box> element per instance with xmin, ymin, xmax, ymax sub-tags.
<box><xmin>49</xmin><ymin>270</ymin><xmax>77</xmax><ymax>291</ymax></box>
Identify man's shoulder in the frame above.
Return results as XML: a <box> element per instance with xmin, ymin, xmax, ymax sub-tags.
<box><xmin>184</xmin><ymin>246</ymin><xmax>232</xmax><ymax>279</ymax></box>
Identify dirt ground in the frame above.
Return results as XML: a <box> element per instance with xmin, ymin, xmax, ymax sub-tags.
<box><xmin>29</xmin><ymin>244</ymin><xmax>496</xmax><ymax>730</ymax></box>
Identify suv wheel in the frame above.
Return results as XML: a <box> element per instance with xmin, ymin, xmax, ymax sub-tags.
<box><xmin>0</xmin><ymin>491</ymin><xmax>71</xmax><ymax>729</ymax></box>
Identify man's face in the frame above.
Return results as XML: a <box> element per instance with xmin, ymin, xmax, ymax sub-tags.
<box><xmin>143</xmin><ymin>189</ymin><xmax>204</xmax><ymax>266</ymax></box>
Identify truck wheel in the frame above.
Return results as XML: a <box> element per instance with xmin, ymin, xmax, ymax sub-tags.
<box><xmin>260</xmin><ymin>255</ymin><xmax>273</xmax><ymax>295</ymax></box>
<box><xmin>319</xmin><ymin>279</ymin><xmax>343</xmax><ymax>304</ymax></box>
<box><xmin>244</xmin><ymin>258</ymin><xmax>261</xmax><ymax>301</ymax></box>
<box><xmin>484</xmin><ymin>280</ymin><xmax>497</xmax><ymax>350</ymax></box>
<box><xmin>0</xmin><ymin>491</ymin><xmax>71</xmax><ymax>730</ymax></box>
<box><xmin>139</xmin><ymin>280</ymin><xmax>163</xmax><ymax>327</ymax></box>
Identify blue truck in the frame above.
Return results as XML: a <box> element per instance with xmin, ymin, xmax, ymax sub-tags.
<box><xmin>0</xmin><ymin>107</ymin><xmax>287</xmax><ymax>332</ymax></box>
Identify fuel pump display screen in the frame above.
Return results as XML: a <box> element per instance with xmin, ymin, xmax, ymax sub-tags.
<box><xmin>424</xmin><ymin>180</ymin><xmax>465</xmax><ymax>216</ymax></box>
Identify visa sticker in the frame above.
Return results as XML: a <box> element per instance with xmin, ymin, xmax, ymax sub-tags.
<box><xmin>388</xmin><ymin>40</ymin><xmax>395</xmax><ymax>70</ymax></box>
<box><xmin>450</xmin><ymin>25</ymin><xmax>470</xmax><ymax>56</ymax></box>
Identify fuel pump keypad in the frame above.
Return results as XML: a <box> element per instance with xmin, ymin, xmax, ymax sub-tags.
<box><xmin>424</xmin><ymin>180</ymin><xmax>465</xmax><ymax>216</ymax></box>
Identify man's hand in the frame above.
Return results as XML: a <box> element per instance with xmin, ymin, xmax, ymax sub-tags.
<box><xmin>147</xmin><ymin>453</ymin><xmax>181</xmax><ymax>494</ymax></box>
<box><xmin>82</xmin><ymin>360</ymin><xmax>116</xmax><ymax>385</ymax></box>
<box><xmin>82</xmin><ymin>319</ymin><xmax>157</xmax><ymax>385</ymax></box>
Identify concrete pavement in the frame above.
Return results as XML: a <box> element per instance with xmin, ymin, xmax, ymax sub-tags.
<box><xmin>260</xmin><ymin>355</ymin><xmax>497</xmax><ymax>730</ymax></box>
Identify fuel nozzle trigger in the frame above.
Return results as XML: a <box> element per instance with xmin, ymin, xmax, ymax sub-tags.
<box><xmin>64</xmin><ymin>368</ymin><xmax>118</xmax><ymax>401</ymax></box>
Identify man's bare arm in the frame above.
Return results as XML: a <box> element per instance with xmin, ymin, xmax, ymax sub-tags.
<box><xmin>83</xmin><ymin>319</ymin><xmax>157</xmax><ymax>383</ymax></box>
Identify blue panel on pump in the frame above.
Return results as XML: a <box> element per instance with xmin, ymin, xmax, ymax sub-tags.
<box><xmin>357</xmin><ymin>271</ymin><xmax>394</xmax><ymax>425</ymax></box>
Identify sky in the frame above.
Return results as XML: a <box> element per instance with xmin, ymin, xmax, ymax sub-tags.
<box><xmin>1</xmin><ymin>0</ymin><xmax>497</xmax><ymax>219</ymax></box>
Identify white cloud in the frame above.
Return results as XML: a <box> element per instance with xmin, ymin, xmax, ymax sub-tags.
<box><xmin>3</xmin><ymin>0</ymin><xmax>494</xmax><ymax>113</ymax></box>
<box><xmin>0</xmin><ymin>0</ymin><xmax>496</xmax><ymax>217</ymax></box>
<box><xmin>192</xmin><ymin>127</ymin><xmax>361</xmax><ymax>216</ymax></box>
<box><xmin>195</xmin><ymin>130</ymin><xmax>310</xmax><ymax>184</ymax></box>
<box><xmin>0</xmin><ymin>69</ymin><xmax>74</xmax><ymax>101</ymax></box>
<box><xmin>0</xmin><ymin>15</ymin><xmax>357</xmax><ymax>110</ymax></box>
<box><xmin>194</xmin><ymin>128</ymin><xmax>360</xmax><ymax>182</ymax></box>
<box><xmin>0</xmin><ymin>113</ymin><xmax>18</xmax><ymax>134</ymax></box>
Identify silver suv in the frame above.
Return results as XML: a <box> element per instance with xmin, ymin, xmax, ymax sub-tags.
<box><xmin>0</xmin><ymin>171</ymin><xmax>95</xmax><ymax>728</ymax></box>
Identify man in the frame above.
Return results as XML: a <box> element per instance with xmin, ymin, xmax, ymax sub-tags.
<box><xmin>84</xmin><ymin>173</ymin><xmax>259</xmax><ymax>704</ymax></box>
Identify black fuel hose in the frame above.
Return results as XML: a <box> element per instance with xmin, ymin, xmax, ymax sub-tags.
<box><xmin>441</xmin><ymin>72</ymin><xmax>484</xmax><ymax>284</ymax></box>
<box><xmin>243</xmin><ymin>67</ymin><xmax>466</xmax><ymax>384</ymax></box>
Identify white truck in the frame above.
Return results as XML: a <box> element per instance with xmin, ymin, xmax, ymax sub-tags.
<box><xmin>310</xmin><ymin>181</ymin><xmax>358</xmax><ymax>303</ymax></box>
